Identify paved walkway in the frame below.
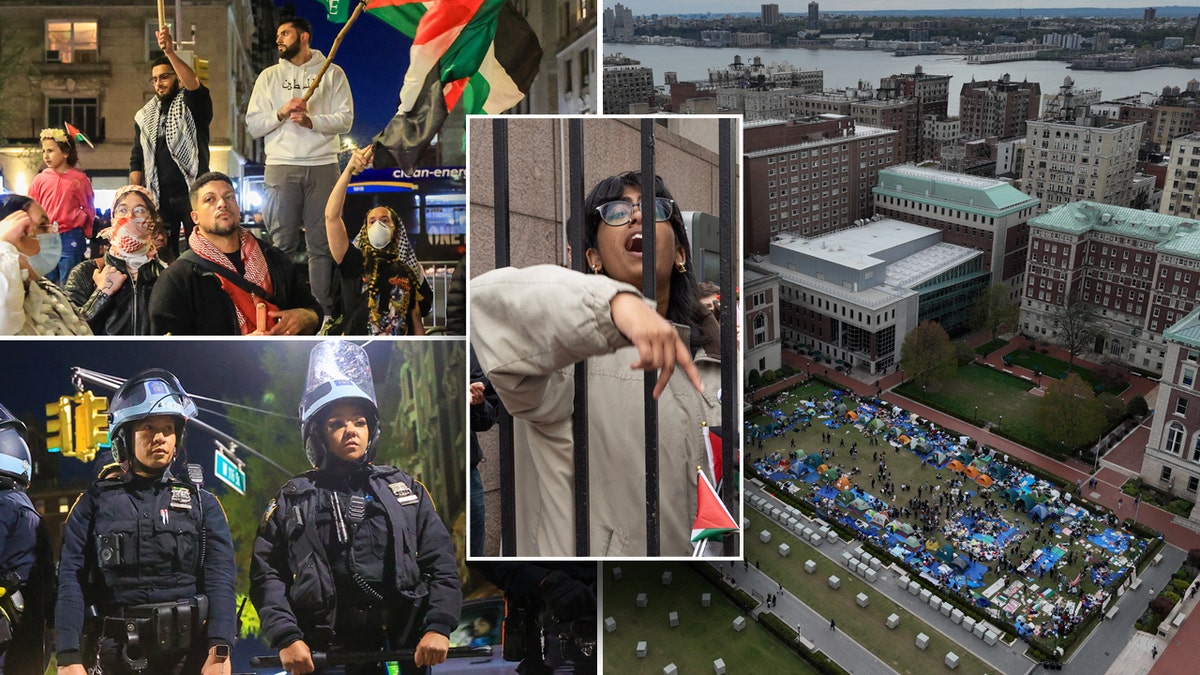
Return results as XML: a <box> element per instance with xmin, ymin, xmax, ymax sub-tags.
<box><xmin>720</xmin><ymin>562</ymin><xmax>897</xmax><ymax>674</ymax></box>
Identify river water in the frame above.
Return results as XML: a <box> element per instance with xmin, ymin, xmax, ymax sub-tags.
<box><xmin>608</xmin><ymin>43</ymin><xmax>1200</xmax><ymax>116</ymax></box>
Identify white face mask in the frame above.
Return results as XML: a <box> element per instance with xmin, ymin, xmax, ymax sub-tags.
<box><xmin>25</xmin><ymin>231</ymin><xmax>62</xmax><ymax>276</ymax></box>
<box><xmin>367</xmin><ymin>220</ymin><xmax>393</xmax><ymax>250</ymax></box>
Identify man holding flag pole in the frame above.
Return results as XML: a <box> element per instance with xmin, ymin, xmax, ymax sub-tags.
<box><xmin>246</xmin><ymin>14</ymin><xmax>353</xmax><ymax>325</ymax></box>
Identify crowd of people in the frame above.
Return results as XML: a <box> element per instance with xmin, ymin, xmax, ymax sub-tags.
<box><xmin>0</xmin><ymin>17</ymin><xmax>435</xmax><ymax>337</ymax></box>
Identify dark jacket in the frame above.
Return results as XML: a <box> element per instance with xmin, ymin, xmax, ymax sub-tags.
<box><xmin>249</xmin><ymin>463</ymin><xmax>461</xmax><ymax>651</ymax></box>
<box><xmin>0</xmin><ymin>485</ymin><xmax>38</xmax><ymax>595</ymax></box>
<box><xmin>148</xmin><ymin>234</ymin><xmax>322</xmax><ymax>335</ymax></box>
<box><xmin>65</xmin><ymin>256</ymin><xmax>165</xmax><ymax>335</ymax></box>
<box><xmin>445</xmin><ymin>255</ymin><xmax>465</xmax><ymax>336</ymax></box>
<box><xmin>54</xmin><ymin>467</ymin><xmax>236</xmax><ymax>665</ymax></box>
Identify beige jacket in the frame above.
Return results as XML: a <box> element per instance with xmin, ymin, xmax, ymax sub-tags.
<box><xmin>471</xmin><ymin>265</ymin><xmax>722</xmax><ymax>557</ymax></box>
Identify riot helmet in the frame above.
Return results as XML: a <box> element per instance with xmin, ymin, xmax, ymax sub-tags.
<box><xmin>108</xmin><ymin>369</ymin><xmax>197</xmax><ymax>466</ymax></box>
<box><xmin>0</xmin><ymin>403</ymin><xmax>32</xmax><ymax>486</ymax></box>
<box><xmin>299</xmin><ymin>342</ymin><xmax>379</xmax><ymax>468</ymax></box>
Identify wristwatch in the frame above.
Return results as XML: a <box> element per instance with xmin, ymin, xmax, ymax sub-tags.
<box><xmin>211</xmin><ymin>644</ymin><xmax>230</xmax><ymax>659</ymax></box>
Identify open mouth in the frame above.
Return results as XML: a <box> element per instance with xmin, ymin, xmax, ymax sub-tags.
<box><xmin>625</xmin><ymin>230</ymin><xmax>643</xmax><ymax>254</ymax></box>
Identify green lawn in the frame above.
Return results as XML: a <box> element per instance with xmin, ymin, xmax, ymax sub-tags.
<box><xmin>895</xmin><ymin>364</ymin><xmax>1063</xmax><ymax>455</ymax></box>
<box><xmin>602</xmin><ymin>561</ymin><xmax>820</xmax><ymax>675</ymax></box>
<box><xmin>1003</xmin><ymin>350</ymin><xmax>1128</xmax><ymax>394</ymax></box>
<box><xmin>750</xmin><ymin>380</ymin><xmax>843</xmax><ymax>428</ymax></box>
<box><xmin>747</xmin><ymin>511</ymin><xmax>997</xmax><ymax>675</ymax></box>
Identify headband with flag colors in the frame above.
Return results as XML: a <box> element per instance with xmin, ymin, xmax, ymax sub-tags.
<box><xmin>320</xmin><ymin>0</ymin><xmax>542</xmax><ymax>171</ymax></box>
<box><xmin>691</xmin><ymin>468</ymin><xmax>737</xmax><ymax>556</ymax></box>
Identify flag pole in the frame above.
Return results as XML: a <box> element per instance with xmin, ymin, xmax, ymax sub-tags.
<box><xmin>303</xmin><ymin>0</ymin><xmax>369</xmax><ymax>102</ymax></box>
<box><xmin>156</xmin><ymin>0</ymin><xmax>166</xmax><ymax>32</ymax></box>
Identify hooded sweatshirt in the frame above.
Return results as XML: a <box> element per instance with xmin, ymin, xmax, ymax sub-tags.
<box><xmin>245</xmin><ymin>49</ymin><xmax>354</xmax><ymax>166</ymax></box>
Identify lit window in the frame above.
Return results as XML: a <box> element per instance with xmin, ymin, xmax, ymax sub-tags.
<box><xmin>46</xmin><ymin>20</ymin><xmax>98</xmax><ymax>64</ymax></box>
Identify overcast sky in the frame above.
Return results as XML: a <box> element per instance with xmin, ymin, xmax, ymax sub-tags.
<box><xmin>626</xmin><ymin>2</ymin><xmax>1200</xmax><ymax>16</ymax></box>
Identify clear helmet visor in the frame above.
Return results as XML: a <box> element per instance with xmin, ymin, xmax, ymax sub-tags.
<box><xmin>299</xmin><ymin>341</ymin><xmax>378</xmax><ymax>425</ymax></box>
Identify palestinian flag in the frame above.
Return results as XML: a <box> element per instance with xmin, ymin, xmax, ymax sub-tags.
<box><xmin>322</xmin><ymin>0</ymin><xmax>542</xmax><ymax>171</ymax></box>
<box><xmin>691</xmin><ymin>468</ymin><xmax>737</xmax><ymax>556</ymax></box>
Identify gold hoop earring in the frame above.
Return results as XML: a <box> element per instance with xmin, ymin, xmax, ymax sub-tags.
<box><xmin>675</xmin><ymin>261</ymin><xmax>687</xmax><ymax>273</ymax></box>
<box><xmin>591</xmin><ymin>265</ymin><xmax>602</xmax><ymax>275</ymax></box>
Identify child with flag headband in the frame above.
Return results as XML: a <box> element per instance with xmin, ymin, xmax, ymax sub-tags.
<box><xmin>29</xmin><ymin>127</ymin><xmax>94</xmax><ymax>286</ymax></box>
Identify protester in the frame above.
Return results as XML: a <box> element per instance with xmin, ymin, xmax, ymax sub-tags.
<box><xmin>471</xmin><ymin>171</ymin><xmax>722</xmax><ymax>556</ymax></box>
<box><xmin>65</xmin><ymin>185</ymin><xmax>167</xmax><ymax>335</ymax></box>
<box><xmin>130</xmin><ymin>24</ymin><xmax>212</xmax><ymax>259</ymax></box>
<box><xmin>0</xmin><ymin>194</ymin><xmax>91</xmax><ymax>335</ymax></box>
<box><xmin>323</xmin><ymin>146</ymin><xmax>430</xmax><ymax>335</ymax></box>
<box><xmin>149</xmin><ymin>172</ymin><xmax>321</xmax><ymax>335</ymax></box>
<box><xmin>246</xmin><ymin>15</ymin><xmax>353</xmax><ymax>323</ymax></box>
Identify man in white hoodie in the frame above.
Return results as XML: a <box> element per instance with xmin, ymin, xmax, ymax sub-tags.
<box><xmin>246</xmin><ymin>16</ymin><xmax>353</xmax><ymax>322</ymax></box>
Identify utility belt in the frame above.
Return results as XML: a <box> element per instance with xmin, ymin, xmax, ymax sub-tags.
<box><xmin>0</xmin><ymin>589</ymin><xmax>24</xmax><ymax>644</ymax></box>
<box><xmin>502</xmin><ymin>595</ymin><xmax>596</xmax><ymax>671</ymax></box>
<box><xmin>97</xmin><ymin>595</ymin><xmax>208</xmax><ymax>656</ymax></box>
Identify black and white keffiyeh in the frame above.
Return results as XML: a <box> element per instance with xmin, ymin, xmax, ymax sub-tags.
<box><xmin>134</xmin><ymin>89</ymin><xmax>198</xmax><ymax>201</ymax></box>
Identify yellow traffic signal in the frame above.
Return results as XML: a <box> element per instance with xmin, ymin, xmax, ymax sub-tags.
<box><xmin>193</xmin><ymin>57</ymin><xmax>209</xmax><ymax>86</ymax></box>
<box><xmin>73</xmin><ymin>391</ymin><xmax>109</xmax><ymax>463</ymax></box>
<box><xmin>45</xmin><ymin>396</ymin><xmax>74</xmax><ymax>456</ymax></box>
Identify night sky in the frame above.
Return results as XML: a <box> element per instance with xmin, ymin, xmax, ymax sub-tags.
<box><xmin>278</xmin><ymin>1</ymin><xmax>413</xmax><ymax>147</ymax></box>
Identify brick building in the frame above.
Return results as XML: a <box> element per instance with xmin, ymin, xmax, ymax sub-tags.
<box><xmin>959</xmin><ymin>74</ymin><xmax>1041</xmax><ymax>141</ymax></box>
<box><xmin>744</xmin><ymin>115</ymin><xmax>897</xmax><ymax>254</ymax></box>
<box><xmin>1020</xmin><ymin>201</ymin><xmax>1200</xmax><ymax>373</ymax></box>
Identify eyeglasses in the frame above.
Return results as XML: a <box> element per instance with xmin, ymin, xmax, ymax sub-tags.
<box><xmin>114</xmin><ymin>205</ymin><xmax>150</xmax><ymax>218</ymax></box>
<box><xmin>596</xmin><ymin>197</ymin><xmax>674</xmax><ymax>227</ymax></box>
<box><xmin>149</xmin><ymin>73</ymin><xmax>175</xmax><ymax>83</ymax></box>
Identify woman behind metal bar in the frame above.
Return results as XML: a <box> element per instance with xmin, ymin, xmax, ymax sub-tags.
<box><xmin>471</xmin><ymin>171</ymin><xmax>723</xmax><ymax>557</ymax></box>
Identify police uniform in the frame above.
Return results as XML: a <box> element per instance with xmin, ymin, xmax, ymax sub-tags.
<box><xmin>54</xmin><ymin>371</ymin><xmax>236</xmax><ymax>674</ymax></box>
<box><xmin>250</xmin><ymin>341</ymin><xmax>461</xmax><ymax>675</ymax></box>
<box><xmin>0</xmin><ymin>404</ymin><xmax>41</xmax><ymax>673</ymax></box>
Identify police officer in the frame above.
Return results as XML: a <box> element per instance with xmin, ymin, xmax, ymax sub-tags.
<box><xmin>250</xmin><ymin>342</ymin><xmax>461</xmax><ymax>675</ymax></box>
<box><xmin>56</xmin><ymin>370</ymin><xmax>235</xmax><ymax>675</ymax></box>
<box><xmin>0</xmin><ymin>403</ymin><xmax>41</xmax><ymax>673</ymax></box>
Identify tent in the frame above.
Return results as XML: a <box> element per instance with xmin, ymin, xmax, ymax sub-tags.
<box><xmin>964</xmin><ymin>465</ymin><xmax>982</xmax><ymax>480</ymax></box>
<box><xmin>834</xmin><ymin>402</ymin><xmax>848</xmax><ymax>416</ymax></box>
<box><xmin>822</xmin><ymin>468</ymin><xmax>839</xmax><ymax>481</ymax></box>
<box><xmin>928</xmin><ymin>450</ymin><xmax>948</xmax><ymax>466</ymax></box>
<box><xmin>836</xmin><ymin>490</ymin><xmax>856</xmax><ymax>506</ymax></box>
<box><xmin>926</xmin><ymin>540</ymin><xmax>940</xmax><ymax>552</ymax></box>
<box><xmin>897</xmin><ymin>434</ymin><xmax>911</xmax><ymax>445</ymax></box>
<box><xmin>1017</xmin><ymin>493</ymin><xmax>1042</xmax><ymax>512</ymax></box>
<box><xmin>958</xmin><ymin>452</ymin><xmax>974</xmax><ymax>465</ymax></box>
<box><xmin>849</xmin><ymin>498</ymin><xmax>871</xmax><ymax>513</ymax></box>
<box><xmin>904</xmin><ymin>535</ymin><xmax>922</xmax><ymax>550</ymax></box>
<box><xmin>969</xmin><ymin>458</ymin><xmax>991</xmax><ymax>473</ymax></box>
<box><xmin>951</xmin><ymin>556</ymin><xmax>970</xmax><ymax>573</ymax></box>
<box><xmin>947</xmin><ymin>459</ymin><xmax>966</xmax><ymax>473</ymax></box>
<box><xmin>805</xmin><ymin>453</ymin><xmax>824</xmax><ymax>468</ymax></box>
<box><xmin>846</xmin><ymin>410</ymin><xmax>859</xmax><ymax>421</ymax></box>
<box><xmin>975</xmin><ymin>474</ymin><xmax>995</xmax><ymax>488</ymax></box>
<box><xmin>870</xmin><ymin>511</ymin><xmax>888</xmax><ymax>527</ymax></box>
<box><xmin>934</xmin><ymin>544</ymin><xmax>956</xmax><ymax>563</ymax></box>
<box><xmin>1001</xmin><ymin>488</ymin><xmax>1021</xmax><ymax>503</ymax></box>
<box><xmin>1028</xmin><ymin>503</ymin><xmax>1053</xmax><ymax>522</ymax></box>
<box><xmin>896</xmin><ymin>522</ymin><xmax>915</xmax><ymax>536</ymax></box>
<box><xmin>834</xmin><ymin>476</ymin><xmax>852</xmax><ymax>491</ymax></box>
<box><xmin>991</xmin><ymin>465</ymin><xmax>1013</xmax><ymax>480</ymax></box>
<box><xmin>817</xmin><ymin>464</ymin><xmax>829</xmax><ymax>474</ymax></box>
<box><xmin>868</xmin><ymin>418</ymin><xmax>885</xmax><ymax>431</ymax></box>
<box><xmin>910</xmin><ymin>437</ymin><xmax>928</xmax><ymax>452</ymax></box>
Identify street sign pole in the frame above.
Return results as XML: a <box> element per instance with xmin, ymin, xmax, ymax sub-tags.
<box><xmin>213</xmin><ymin>440</ymin><xmax>247</xmax><ymax>495</ymax></box>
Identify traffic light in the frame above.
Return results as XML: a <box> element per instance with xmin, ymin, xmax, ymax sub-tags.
<box><xmin>73</xmin><ymin>391</ymin><xmax>109</xmax><ymax>463</ymax></box>
<box><xmin>45</xmin><ymin>396</ymin><xmax>74</xmax><ymax>456</ymax></box>
<box><xmin>193</xmin><ymin>57</ymin><xmax>209</xmax><ymax>86</ymax></box>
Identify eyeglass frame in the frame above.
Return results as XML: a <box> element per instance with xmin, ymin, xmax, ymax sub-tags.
<box><xmin>113</xmin><ymin>204</ymin><xmax>151</xmax><ymax>218</ymax></box>
<box><xmin>149</xmin><ymin>73</ymin><xmax>177</xmax><ymax>84</ymax></box>
<box><xmin>595</xmin><ymin>197</ymin><xmax>675</xmax><ymax>227</ymax></box>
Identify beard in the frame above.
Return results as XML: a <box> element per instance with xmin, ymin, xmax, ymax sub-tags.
<box><xmin>202</xmin><ymin>216</ymin><xmax>240</xmax><ymax>238</ymax></box>
<box><xmin>156</xmin><ymin>79</ymin><xmax>181</xmax><ymax>102</ymax></box>
<box><xmin>279</xmin><ymin>40</ymin><xmax>301</xmax><ymax>61</ymax></box>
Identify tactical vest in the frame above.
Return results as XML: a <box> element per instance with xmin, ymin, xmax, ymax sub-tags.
<box><xmin>272</xmin><ymin>465</ymin><xmax>430</xmax><ymax>632</ymax></box>
<box><xmin>88</xmin><ymin>474</ymin><xmax>205</xmax><ymax>607</ymax></box>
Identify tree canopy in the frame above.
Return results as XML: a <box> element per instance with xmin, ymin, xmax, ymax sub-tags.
<box><xmin>972</xmin><ymin>282</ymin><xmax>1019</xmax><ymax>341</ymax></box>
<box><xmin>1038</xmin><ymin>373</ymin><xmax>1106</xmax><ymax>450</ymax></box>
<box><xmin>901</xmin><ymin>321</ymin><xmax>957</xmax><ymax>389</ymax></box>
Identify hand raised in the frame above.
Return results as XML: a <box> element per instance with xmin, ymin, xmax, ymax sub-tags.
<box><xmin>609</xmin><ymin>292</ymin><xmax>703</xmax><ymax>399</ymax></box>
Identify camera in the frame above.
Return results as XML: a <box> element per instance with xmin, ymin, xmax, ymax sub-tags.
<box><xmin>98</xmin><ymin>534</ymin><xmax>122</xmax><ymax>567</ymax></box>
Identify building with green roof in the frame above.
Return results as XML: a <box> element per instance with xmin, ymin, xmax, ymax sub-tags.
<box><xmin>1021</xmin><ymin>200</ymin><xmax>1200</xmax><ymax>374</ymax></box>
<box><xmin>874</xmin><ymin>164</ymin><xmax>1040</xmax><ymax>292</ymax></box>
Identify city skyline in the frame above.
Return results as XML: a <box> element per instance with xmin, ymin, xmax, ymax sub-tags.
<box><xmin>624</xmin><ymin>1</ymin><xmax>1200</xmax><ymax>17</ymax></box>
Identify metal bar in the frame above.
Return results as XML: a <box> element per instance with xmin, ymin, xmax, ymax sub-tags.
<box><xmin>492</xmin><ymin>119</ymin><xmax>517</xmax><ymax>555</ymax></box>
<box><xmin>568</xmin><ymin>118</ymin><xmax>590</xmax><ymax>556</ymax></box>
<box><xmin>640</xmin><ymin>119</ymin><xmax>660</xmax><ymax>556</ymax></box>
<box><xmin>718</xmin><ymin>118</ymin><xmax>738</xmax><ymax>556</ymax></box>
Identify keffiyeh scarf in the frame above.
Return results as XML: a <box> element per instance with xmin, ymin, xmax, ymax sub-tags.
<box><xmin>189</xmin><ymin>227</ymin><xmax>276</xmax><ymax>334</ymax></box>
<box><xmin>134</xmin><ymin>89</ymin><xmax>198</xmax><ymax>201</ymax></box>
